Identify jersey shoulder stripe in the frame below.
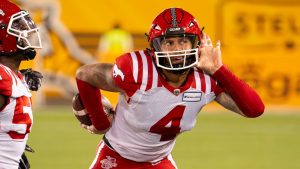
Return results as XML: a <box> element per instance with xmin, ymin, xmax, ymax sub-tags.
<box><xmin>114</xmin><ymin>51</ymin><xmax>158</xmax><ymax>96</ymax></box>
<box><xmin>193</xmin><ymin>67</ymin><xmax>223</xmax><ymax>95</ymax></box>
<box><xmin>137</xmin><ymin>50</ymin><xmax>161</xmax><ymax>91</ymax></box>
<box><xmin>143</xmin><ymin>51</ymin><xmax>153</xmax><ymax>91</ymax></box>
<box><xmin>135</xmin><ymin>51</ymin><xmax>148</xmax><ymax>91</ymax></box>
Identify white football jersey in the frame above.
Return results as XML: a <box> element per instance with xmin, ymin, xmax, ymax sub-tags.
<box><xmin>0</xmin><ymin>64</ymin><xmax>33</xmax><ymax>168</ymax></box>
<box><xmin>106</xmin><ymin>50</ymin><xmax>223</xmax><ymax>163</ymax></box>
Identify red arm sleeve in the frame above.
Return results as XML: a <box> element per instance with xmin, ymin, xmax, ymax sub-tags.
<box><xmin>212</xmin><ymin>65</ymin><xmax>265</xmax><ymax>118</ymax></box>
<box><xmin>210</xmin><ymin>77</ymin><xmax>223</xmax><ymax>96</ymax></box>
<box><xmin>76</xmin><ymin>79</ymin><xmax>110</xmax><ymax>131</ymax></box>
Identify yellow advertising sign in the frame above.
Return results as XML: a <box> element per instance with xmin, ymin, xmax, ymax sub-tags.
<box><xmin>219</xmin><ymin>0</ymin><xmax>300</xmax><ymax>47</ymax></box>
<box><xmin>216</xmin><ymin>0</ymin><xmax>300</xmax><ymax>107</ymax></box>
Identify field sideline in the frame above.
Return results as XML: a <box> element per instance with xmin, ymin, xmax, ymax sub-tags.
<box><xmin>27</xmin><ymin>106</ymin><xmax>300</xmax><ymax>169</ymax></box>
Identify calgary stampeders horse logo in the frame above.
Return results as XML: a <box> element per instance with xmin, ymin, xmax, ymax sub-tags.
<box><xmin>113</xmin><ymin>64</ymin><xmax>125</xmax><ymax>81</ymax></box>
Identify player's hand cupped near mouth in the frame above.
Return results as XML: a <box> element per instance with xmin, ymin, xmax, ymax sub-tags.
<box><xmin>197</xmin><ymin>33</ymin><xmax>223</xmax><ymax>75</ymax></box>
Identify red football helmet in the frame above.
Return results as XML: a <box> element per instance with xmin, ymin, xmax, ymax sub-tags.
<box><xmin>148</xmin><ymin>8</ymin><xmax>203</xmax><ymax>70</ymax></box>
<box><xmin>0</xmin><ymin>0</ymin><xmax>42</xmax><ymax>55</ymax></box>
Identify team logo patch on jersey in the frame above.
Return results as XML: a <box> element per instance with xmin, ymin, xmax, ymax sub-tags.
<box><xmin>100</xmin><ymin>156</ymin><xmax>117</xmax><ymax>169</ymax></box>
<box><xmin>113</xmin><ymin>64</ymin><xmax>125</xmax><ymax>81</ymax></box>
<box><xmin>182</xmin><ymin>92</ymin><xmax>202</xmax><ymax>102</ymax></box>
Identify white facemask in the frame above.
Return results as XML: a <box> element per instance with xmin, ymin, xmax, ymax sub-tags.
<box><xmin>7</xmin><ymin>10</ymin><xmax>42</xmax><ymax>50</ymax></box>
<box><xmin>154</xmin><ymin>48</ymin><xmax>198</xmax><ymax>70</ymax></box>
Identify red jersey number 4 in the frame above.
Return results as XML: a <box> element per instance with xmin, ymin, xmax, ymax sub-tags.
<box><xmin>149</xmin><ymin>105</ymin><xmax>185</xmax><ymax>141</ymax></box>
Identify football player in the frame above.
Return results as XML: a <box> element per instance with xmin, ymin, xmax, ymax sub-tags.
<box><xmin>0</xmin><ymin>0</ymin><xmax>42</xmax><ymax>168</ymax></box>
<box><xmin>76</xmin><ymin>8</ymin><xmax>265</xmax><ymax>169</ymax></box>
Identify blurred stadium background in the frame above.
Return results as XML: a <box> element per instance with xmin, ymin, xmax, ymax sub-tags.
<box><xmin>13</xmin><ymin>0</ymin><xmax>300</xmax><ymax>168</ymax></box>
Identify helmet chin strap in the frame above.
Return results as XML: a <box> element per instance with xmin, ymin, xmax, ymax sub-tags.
<box><xmin>16</xmin><ymin>40</ymin><xmax>36</xmax><ymax>60</ymax></box>
<box><xmin>0</xmin><ymin>49</ymin><xmax>37</xmax><ymax>60</ymax></box>
<box><xmin>167</xmin><ymin>67</ymin><xmax>190</xmax><ymax>75</ymax></box>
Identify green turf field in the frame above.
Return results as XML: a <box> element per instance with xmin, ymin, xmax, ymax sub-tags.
<box><xmin>27</xmin><ymin>106</ymin><xmax>300</xmax><ymax>169</ymax></box>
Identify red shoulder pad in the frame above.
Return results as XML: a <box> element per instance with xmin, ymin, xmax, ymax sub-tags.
<box><xmin>113</xmin><ymin>53</ymin><xmax>139</xmax><ymax>97</ymax></box>
<box><xmin>0</xmin><ymin>65</ymin><xmax>13</xmax><ymax>96</ymax></box>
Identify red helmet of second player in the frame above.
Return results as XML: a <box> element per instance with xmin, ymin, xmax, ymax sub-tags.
<box><xmin>0</xmin><ymin>0</ymin><xmax>42</xmax><ymax>54</ymax></box>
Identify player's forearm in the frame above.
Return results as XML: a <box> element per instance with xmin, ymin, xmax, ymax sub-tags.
<box><xmin>76</xmin><ymin>65</ymin><xmax>110</xmax><ymax>131</ymax></box>
<box><xmin>76</xmin><ymin>63</ymin><xmax>119</xmax><ymax>92</ymax></box>
<box><xmin>212</xmin><ymin>65</ymin><xmax>265</xmax><ymax>118</ymax></box>
<box><xmin>76</xmin><ymin>78</ymin><xmax>110</xmax><ymax>131</ymax></box>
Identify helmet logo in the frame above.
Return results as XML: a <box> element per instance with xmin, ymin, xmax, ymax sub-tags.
<box><xmin>188</xmin><ymin>22</ymin><xmax>194</xmax><ymax>27</ymax></box>
<box><xmin>0</xmin><ymin>9</ymin><xmax>5</xmax><ymax>16</ymax></box>
<box><xmin>154</xmin><ymin>24</ymin><xmax>162</xmax><ymax>31</ymax></box>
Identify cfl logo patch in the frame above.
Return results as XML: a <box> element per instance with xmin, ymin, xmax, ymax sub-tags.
<box><xmin>100</xmin><ymin>156</ymin><xmax>117</xmax><ymax>169</ymax></box>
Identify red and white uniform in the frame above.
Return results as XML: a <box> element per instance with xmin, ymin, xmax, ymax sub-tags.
<box><xmin>105</xmin><ymin>50</ymin><xmax>222</xmax><ymax>163</ymax></box>
<box><xmin>0</xmin><ymin>64</ymin><xmax>33</xmax><ymax>168</ymax></box>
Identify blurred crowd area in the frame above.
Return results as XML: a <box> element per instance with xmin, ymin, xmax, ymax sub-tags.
<box><xmin>15</xmin><ymin>0</ymin><xmax>300</xmax><ymax>110</ymax></box>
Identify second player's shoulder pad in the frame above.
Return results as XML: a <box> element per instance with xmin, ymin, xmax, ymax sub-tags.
<box><xmin>0</xmin><ymin>64</ymin><xmax>13</xmax><ymax>96</ymax></box>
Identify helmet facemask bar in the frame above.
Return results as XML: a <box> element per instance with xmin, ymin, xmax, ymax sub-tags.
<box><xmin>7</xmin><ymin>10</ymin><xmax>42</xmax><ymax>50</ymax></box>
<box><xmin>155</xmin><ymin>48</ymin><xmax>198</xmax><ymax>70</ymax></box>
<box><xmin>153</xmin><ymin>34</ymin><xmax>199</xmax><ymax>70</ymax></box>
